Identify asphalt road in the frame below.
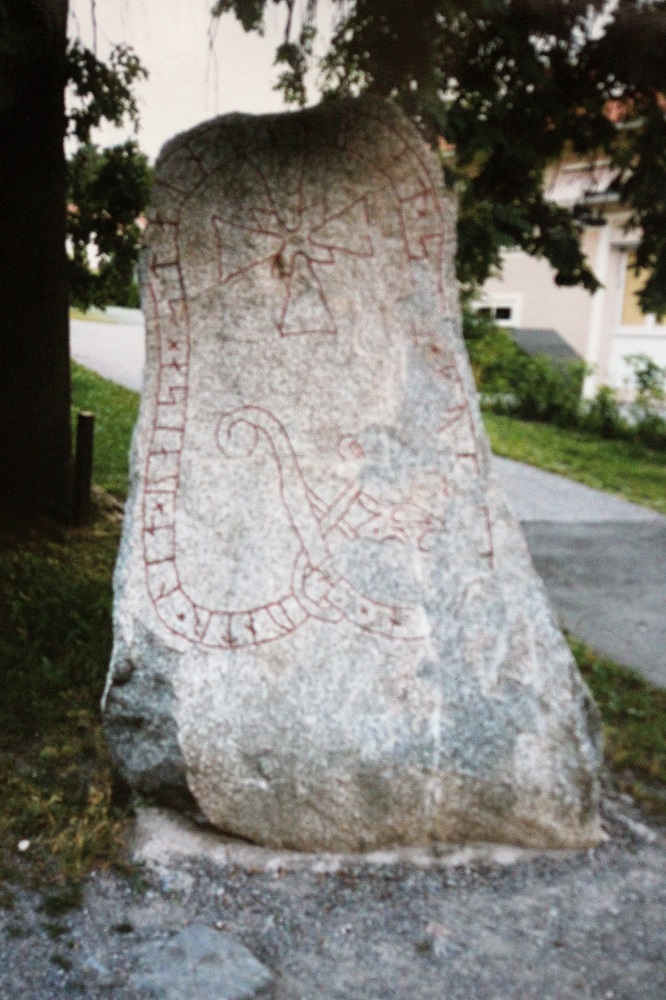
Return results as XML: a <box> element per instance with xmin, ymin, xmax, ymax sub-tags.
<box><xmin>494</xmin><ymin>457</ymin><xmax>665</xmax><ymax>688</ymax></box>
<box><xmin>71</xmin><ymin>314</ymin><xmax>666</xmax><ymax>688</ymax></box>
<box><xmin>71</xmin><ymin>312</ymin><xmax>145</xmax><ymax>392</ymax></box>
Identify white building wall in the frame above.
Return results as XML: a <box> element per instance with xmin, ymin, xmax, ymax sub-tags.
<box><xmin>481</xmin><ymin>233</ymin><xmax>598</xmax><ymax>360</ymax></box>
<box><xmin>608</xmin><ymin>333</ymin><xmax>666</xmax><ymax>395</ymax></box>
<box><xmin>481</xmin><ymin>214</ymin><xmax>666</xmax><ymax>399</ymax></box>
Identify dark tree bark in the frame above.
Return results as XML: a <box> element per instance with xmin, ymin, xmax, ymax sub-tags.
<box><xmin>0</xmin><ymin>0</ymin><xmax>71</xmax><ymax>521</ymax></box>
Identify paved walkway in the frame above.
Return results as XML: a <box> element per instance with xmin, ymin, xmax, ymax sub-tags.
<box><xmin>71</xmin><ymin>315</ymin><xmax>666</xmax><ymax>687</ymax></box>
<box><xmin>71</xmin><ymin>312</ymin><xmax>145</xmax><ymax>392</ymax></box>
<box><xmin>495</xmin><ymin>457</ymin><xmax>666</xmax><ymax>688</ymax></box>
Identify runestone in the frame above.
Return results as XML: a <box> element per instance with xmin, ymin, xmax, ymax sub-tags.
<box><xmin>104</xmin><ymin>97</ymin><xmax>602</xmax><ymax>851</ymax></box>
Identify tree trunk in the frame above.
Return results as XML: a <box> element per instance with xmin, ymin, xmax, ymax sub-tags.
<box><xmin>0</xmin><ymin>1</ymin><xmax>71</xmax><ymax>521</ymax></box>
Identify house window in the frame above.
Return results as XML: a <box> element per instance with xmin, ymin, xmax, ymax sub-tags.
<box><xmin>621</xmin><ymin>253</ymin><xmax>650</xmax><ymax>327</ymax></box>
<box><xmin>477</xmin><ymin>304</ymin><xmax>513</xmax><ymax>323</ymax></box>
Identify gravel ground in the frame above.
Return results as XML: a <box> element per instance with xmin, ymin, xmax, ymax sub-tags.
<box><xmin>1</xmin><ymin>795</ymin><xmax>664</xmax><ymax>999</ymax></box>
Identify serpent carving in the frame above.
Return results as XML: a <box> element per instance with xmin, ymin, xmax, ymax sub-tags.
<box><xmin>143</xmin><ymin>404</ymin><xmax>431</xmax><ymax>649</ymax></box>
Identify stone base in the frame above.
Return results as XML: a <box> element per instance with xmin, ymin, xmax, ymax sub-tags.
<box><xmin>131</xmin><ymin>807</ymin><xmax>606</xmax><ymax>877</ymax></box>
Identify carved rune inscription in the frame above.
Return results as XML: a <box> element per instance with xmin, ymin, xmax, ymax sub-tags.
<box><xmin>213</xmin><ymin>179</ymin><xmax>373</xmax><ymax>337</ymax></box>
<box><xmin>142</xmin><ymin>104</ymin><xmax>494</xmax><ymax>650</ymax></box>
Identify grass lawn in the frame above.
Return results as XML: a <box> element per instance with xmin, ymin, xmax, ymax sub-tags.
<box><xmin>484</xmin><ymin>411</ymin><xmax>666</xmax><ymax>516</ymax></box>
<box><xmin>0</xmin><ymin>365</ymin><xmax>664</xmax><ymax>892</ymax></box>
<box><xmin>69</xmin><ymin>307</ymin><xmax>113</xmax><ymax>323</ymax></box>
<box><xmin>572</xmin><ymin>637</ymin><xmax>666</xmax><ymax>819</ymax></box>
<box><xmin>71</xmin><ymin>361</ymin><xmax>140</xmax><ymax>498</ymax></box>
<box><xmin>0</xmin><ymin>509</ymin><xmax>125</xmax><ymax>888</ymax></box>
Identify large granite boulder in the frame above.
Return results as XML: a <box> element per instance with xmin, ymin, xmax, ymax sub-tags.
<box><xmin>103</xmin><ymin>97</ymin><xmax>602</xmax><ymax>851</ymax></box>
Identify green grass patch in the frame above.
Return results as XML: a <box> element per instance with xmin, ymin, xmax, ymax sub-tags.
<box><xmin>0</xmin><ymin>363</ymin><xmax>138</xmax><ymax>889</ymax></box>
<box><xmin>570</xmin><ymin>636</ymin><xmax>666</xmax><ymax>818</ymax></box>
<box><xmin>69</xmin><ymin>307</ymin><xmax>113</xmax><ymax>323</ymax></box>
<box><xmin>484</xmin><ymin>411</ymin><xmax>666</xmax><ymax>515</ymax></box>
<box><xmin>71</xmin><ymin>361</ymin><xmax>140</xmax><ymax>498</ymax></box>
<box><xmin>0</xmin><ymin>509</ymin><xmax>127</xmax><ymax>888</ymax></box>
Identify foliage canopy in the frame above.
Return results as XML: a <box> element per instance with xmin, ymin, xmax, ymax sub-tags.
<box><xmin>67</xmin><ymin>141</ymin><xmax>152</xmax><ymax>309</ymax></box>
<box><xmin>65</xmin><ymin>36</ymin><xmax>150</xmax><ymax>309</ymax></box>
<box><xmin>215</xmin><ymin>0</ymin><xmax>666</xmax><ymax>314</ymax></box>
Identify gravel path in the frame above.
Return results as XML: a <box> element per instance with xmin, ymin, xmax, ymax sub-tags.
<box><xmin>1</xmin><ymin>797</ymin><xmax>664</xmax><ymax>999</ymax></box>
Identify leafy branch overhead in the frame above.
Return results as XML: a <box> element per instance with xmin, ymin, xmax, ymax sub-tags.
<box><xmin>215</xmin><ymin>0</ymin><xmax>666</xmax><ymax>313</ymax></box>
<box><xmin>66</xmin><ymin>40</ymin><xmax>147</xmax><ymax>143</ymax></box>
<box><xmin>65</xmin><ymin>37</ymin><xmax>151</xmax><ymax>310</ymax></box>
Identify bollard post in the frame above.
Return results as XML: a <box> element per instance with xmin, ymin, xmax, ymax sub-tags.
<box><xmin>72</xmin><ymin>411</ymin><xmax>95</xmax><ymax>526</ymax></box>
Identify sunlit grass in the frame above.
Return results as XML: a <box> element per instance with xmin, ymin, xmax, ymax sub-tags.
<box><xmin>69</xmin><ymin>307</ymin><xmax>113</xmax><ymax>323</ymax></box>
<box><xmin>71</xmin><ymin>361</ymin><xmax>140</xmax><ymax>498</ymax></box>
<box><xmin>484</xmin><ymin>411</ymin><xmax>666</xmax><ymax>515</ymax></box>
<box><xmin>570</xmin><ymin>636</ymin><xmax>666</xmax><ymax>818</ymax></box>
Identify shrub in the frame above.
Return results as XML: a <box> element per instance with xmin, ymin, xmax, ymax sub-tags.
<box><xmin>465</xmin><ymin>322</ymin><xmax>522</xmax><ymax>400</ymax></box>
<box><xmin>463</xmin><ymin>309</ymin><xmax>586</xmax><ymax>427</ymax></box>
<box><xmin>626</xmin><ymin>353</ymin><xmax>666</xmax><ymax>412</ymax></box>
<box><xmin>510</xmin><ymin>353</ymin><xmax>587</xmax><ymax>427</ymax></box>
<box><xmin>581</xmin><ymin>385</ymin><xmax>626</xmax><ymax>439</ymax></box>
<box><xmin>462</xmin><ymin>311</ymin><xmax>666</xmax><ymax>450</ymax></box>
<box><xmin>634</xmin><ymin>412</ymin><xmax>666</xmax><ymax>449</ymax></box>
<box><xmin>625</xmin><ymin>354</ymin><xmax>666</xmax><ymax>448</ymax></box>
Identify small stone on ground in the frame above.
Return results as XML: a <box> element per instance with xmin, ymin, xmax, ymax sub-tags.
<box><xmin>132</xmin><ymin>924</ymin><xmax>274</xmax><ymax>999</ymax></box>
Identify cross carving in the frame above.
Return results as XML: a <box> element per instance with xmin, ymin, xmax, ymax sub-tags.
<box><xmin>213</xmin><ymin>176</ymin><xmax>374</xmax><ymax>337</ymax></box>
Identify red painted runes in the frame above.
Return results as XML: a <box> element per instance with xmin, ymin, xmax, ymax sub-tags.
<box><xmin>213</xmin><ymin>170</ymin><xmax>374</xmax><ymax>337</ymax></box>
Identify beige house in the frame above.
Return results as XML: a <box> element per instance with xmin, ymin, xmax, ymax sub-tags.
<box><xmin>480</xmin><ymin>160</ymin><xmax>666</xmax><ymax>398</ymax></box>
